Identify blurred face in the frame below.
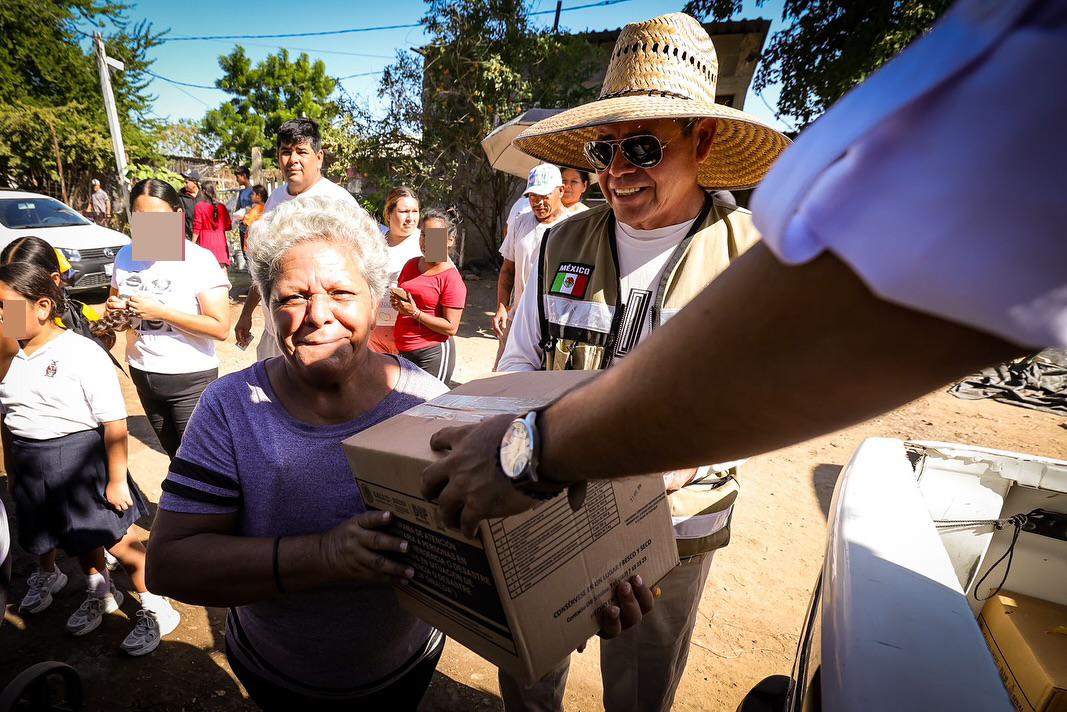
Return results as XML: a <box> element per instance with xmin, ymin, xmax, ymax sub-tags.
<box><xmin>388</xmin><ymin>197</ymin><xmax>420</xmax><ymax>238</ymax></box>
<box><xmin>252</xmin><ymin>193</ymin><xmax>264</xmax><ymax>206</ymax></box>
<box><xmin>270</xmin><ymin>240</ymin><xmax>377</xmax><ymax>383</ymax></box>
<box><xmin>237</xmin><ymin>174</ymin><xmax>251</xmax><ymax>187</ymax></box>
<box><xmin>594</xmin><ymin>118</ymin><xmax>715</xmax><ymax>230</ymax></box>
<box><xmin>418</xmin><ymin>218</ymin><xmax>455</xmax><ymax>262</ymax></box>
<box><xmin>132</xmin><ymin>195</ymin><xmax>177</xmax><ymax>213</ymax></box>
<box><xmin>279</xmin><ymin>141</ymin><xmax>324</xmax><ymax>195</ymax></box>
<box><xmin>184</xmin><ymin>179</ymin><xmax>198</xmax><ymax>194</ymax></box>
<box><xmin>561</xmin><ymin>169</ymin><xmax>588</xmax><ymax>207</ymax></box>
<box><xmin>0</xmin><ymin>282</ymin><xmax>51</xmax><ymax>341</ymax></box>
<box><xmin>527</xmin><ymin>187</ymin><xmax>564</xmax><ymax>223</ymax></box>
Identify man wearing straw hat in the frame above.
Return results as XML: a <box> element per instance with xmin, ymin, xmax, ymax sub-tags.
<box><xmin>427</xmin><ymin>1</ymin><xmax>1064</xmax><ymax>708</ymax></box>
<box><xmin>472</xmin><ymin>12</ymin><xmax>789</xmax><ymax>712</ymax></box>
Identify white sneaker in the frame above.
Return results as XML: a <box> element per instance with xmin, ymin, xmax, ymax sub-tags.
<box><xmin>120</xmin><ymin>600</ymin><xmax>180</xmax><ymax>656</ymax></box>
<box><xmin>104</xmin><ymin>550</ymin><xmax>121</xmax><ymax>572</ymax></box>
<box><xmin>19</xmin><ymin>569</ymin><xmax>69</xmax><ymax>614</ymax></box>
<box><xmin>65</xmin><ymin>586</ymin><xmax>124</xmax><ymax>636</ymax></box>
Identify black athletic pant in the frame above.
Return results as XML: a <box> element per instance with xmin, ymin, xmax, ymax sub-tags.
<box><xmin>399</xmin><ymin>337</ymin><xmax>456</xmax><ymax>383</ymax></box>
<box><xmin>129</xmin><ymin>366</ymin><xmax>217</xmax><ymax>459</ymax></box>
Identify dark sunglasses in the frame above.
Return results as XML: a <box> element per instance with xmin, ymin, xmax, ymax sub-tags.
<box><xmin>583</xmin><ymin>120</ymin><xmax>697</xmax><ymax>171</ymax></box>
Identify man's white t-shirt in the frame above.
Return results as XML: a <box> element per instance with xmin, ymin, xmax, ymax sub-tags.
<box><xmin>498</xmin><ymin>210</ymin><xmax>566</xmax><ymax>314</ymax></box>
<box><xmin>376</xmin><ymin>232</ymin><xmax>423</xmax><ymax>327</ymax></box>
<box><xmin>498</xmin><ymin>217</ymin><xmax>695</xmax><ymax>372</ymax></box>
<box><xmin>263</xmin><ymin>176</ymin><xmax>357</xmax><ymax>212</ymax></box>
<box><xmin>112</xmin><ymin>241</ymin><xmax>229</xmax><ymax>374</ymax></box>
<box><xmin>257</xmin><ymin>177</ymin><xmax>360</xmax><ymax>359</ymax></box>
<box><xmin>0</xmin><ymin>330</ymin><xmax>126</xmax><ymax>439</ymax></box>
<box><xmin>507</xmin><ymin>195</ymin><xmax>532</xmax><ymax>228</ymax></box>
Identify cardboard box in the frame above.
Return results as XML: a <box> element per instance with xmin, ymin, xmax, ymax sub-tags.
<box><xmin>343</xmin><ymin>371</ymin><xmax>679</xmax><ymax>683</ymax></box>
<box><xmin>979</xmin><ymin>591</ymin><xmax>1067</xmax><ymax>712</ymax></box>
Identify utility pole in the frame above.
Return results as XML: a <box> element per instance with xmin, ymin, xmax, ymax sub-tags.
<box><xmin>93</xmin><ymin>32</ymin><xmax>131</xmax><ymax>222</ymax></box>
<box><xmin>45</xmin><ymin>119</ymin><xmax>69</xmax><ymax>205</ymax></box>
<box><xmin>251</xmin><ymin>147</ymin><xmax>263</xmax><ymax>187</ymax></box>
<box><xmin>552</xmin><ymin>0</ymin><xmax>563</xmax><ymax>33</ymax></box>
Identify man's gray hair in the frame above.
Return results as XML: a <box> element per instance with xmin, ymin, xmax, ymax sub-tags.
<box><xmin>248</xmin><ymin>195</ymin><xmax>389</xmax><ymax>306</ymax></box>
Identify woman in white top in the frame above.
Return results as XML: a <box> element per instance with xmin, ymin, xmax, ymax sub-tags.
<box><xmin>368</xmin><ymin>186</ymin><xmax>424</xmax><ymax>354</ymax></box>
<box><xmin>106</xmin><ymin>179</ymin><xmax>230</xmax><ymax>459</ymax></box>
<box><xmin>0</xmin><ymin>262</ymin><xmax>179</xmax><ymax>655</ymax></box>
<box><xmin>560</xmin><ymin>167</ymin><xmax>591</xmax><ymax>216</ymax></box>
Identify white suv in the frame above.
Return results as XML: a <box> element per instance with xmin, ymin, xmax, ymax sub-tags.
<box><xmin>0</xmin><ymin>190</ymin><xmax>130</xmax><ymax>293</ymax></box>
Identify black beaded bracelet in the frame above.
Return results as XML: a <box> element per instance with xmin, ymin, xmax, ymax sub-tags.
<box><xmin>272</xmin><ymin>536</ymin><xmax>286</xmax><ymax>594</ymax></box>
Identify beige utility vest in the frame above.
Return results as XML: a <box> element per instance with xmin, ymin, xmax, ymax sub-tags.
<box><xmin>534</xmin><ymin>194</ymin><xmax>761</xmax><ymax>556</ymax></box>
<box><xmin>535</xmin><ymin>194</ymin><xmax>760</xmax><ymax>371</ymax></box>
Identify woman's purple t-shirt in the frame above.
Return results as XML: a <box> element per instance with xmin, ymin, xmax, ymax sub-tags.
<box><xmin>159</xmin><ymin>356</ymin><xmax>448</xmax><ymax>697</ymax></box>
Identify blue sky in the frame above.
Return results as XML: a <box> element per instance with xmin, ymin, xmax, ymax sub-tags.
<box><xmin>91</xmin><ymin>0</ymin><xmax>791</xmax><ymax>131</ymax></box>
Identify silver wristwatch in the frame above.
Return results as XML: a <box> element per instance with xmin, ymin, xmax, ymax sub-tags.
<box><xmin>498</xmin><ymin>410</ymin><xmax>567</xmax><ymax>500</ymax></box>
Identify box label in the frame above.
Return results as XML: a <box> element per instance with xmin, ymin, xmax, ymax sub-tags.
<box><xmin>489</xmin><ymin>481</ymin><xmax>623</xmax><ymax>599</ymax></box>
<box><xmin>361</xmin><ymin>482</ymin><xmax>517</xmax><ymax>656</ymax></box>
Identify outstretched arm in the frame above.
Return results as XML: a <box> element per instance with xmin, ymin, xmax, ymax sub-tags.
<box><xmin>423</xmin><ymin>243</ymin><xmax>1023</xmax><ymax>533</ymax></box>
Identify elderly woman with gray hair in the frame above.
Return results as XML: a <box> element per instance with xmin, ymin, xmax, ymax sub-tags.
<box><xmin>146</xmin><ymin>196</ymin><xmax>448</xmax><ymax>710</ymax></box>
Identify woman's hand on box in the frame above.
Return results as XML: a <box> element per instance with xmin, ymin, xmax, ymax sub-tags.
<box><xmin>318</xmin><ymin>510</ymin><xmax>416</xmax><ymax>585</ymax></box>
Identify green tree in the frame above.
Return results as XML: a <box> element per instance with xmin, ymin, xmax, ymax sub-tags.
<box><xmin>343</xmin><ymin>0</ymin><xmax>598</xmax><ymax>261</ymax></box>
<box><xmin>683</xmin><ymin>0</ymin><xmax>951</xmax><ymax>126</ymax></box>
<box><xmin>202</xmin><ymin>47</ymin><xmax>339</xmax><ymax>165</ymax></box>
<box><xmin>0</xmin><ymin>0</ymin><xmax>164</xmax><ymax>207</ymax></box>
<box><xmin>156</xmin><ymin>118</ymin><xmax>220</xmax><ymax>159</ymax></box>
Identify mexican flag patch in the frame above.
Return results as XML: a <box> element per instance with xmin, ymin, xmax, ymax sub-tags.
<box><xmin>550</xmin><ymin>262</ymin><xmax>592</xmax><ymax>299</ymax></box>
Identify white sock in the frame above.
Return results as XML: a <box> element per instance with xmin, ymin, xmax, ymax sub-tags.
<box><xmin>86</xmin><ymin>571</ymin><xmax>111</xmax><ymax>598</ymax></box>
<box><xmin>139</xmin><ymin>591</ymin><xmax>168</xmax><ymax>612</ymax></box>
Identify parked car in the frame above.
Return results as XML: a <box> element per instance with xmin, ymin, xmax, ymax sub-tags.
<box><xmin>740</xmin><ymin>438</ymin><xmax>1067</xmax><ymax>712</ymax></box>
<box><xmin>0</xmin><ymin>190</ymin><xmax>129</xmax><ymax>293</ymax></box>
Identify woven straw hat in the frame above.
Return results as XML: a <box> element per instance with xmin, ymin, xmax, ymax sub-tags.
<box><xmin>514</xmin><ymin>13</ymin><xmax>790</xmax><ymax>191</ymax></box>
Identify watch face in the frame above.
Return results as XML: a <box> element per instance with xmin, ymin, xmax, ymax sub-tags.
<box><xmin>500</xmin><ymin>420</ymin><xmax>532</xmax><ymax>479</ymax></box>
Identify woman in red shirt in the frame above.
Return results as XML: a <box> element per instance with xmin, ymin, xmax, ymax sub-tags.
<box><xmin>192</xmin><ymin>182</ymin><xmax>233</xmax><ymax>268</ymax></box>
<box><xmin>391</xmin><ymin>209</ymin><xmax>467</xmax><ymax>383</ymax></box>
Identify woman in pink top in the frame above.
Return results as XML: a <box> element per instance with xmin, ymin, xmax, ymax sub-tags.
<box><xmin>193</xmin><ymin>182</ymin><xmax>233</xmax><ymax>268</ymax></box>
<box><xmin>391</xmin><ymin>209</ymin><xmax>467</xmax><ymax>383</ymax></box>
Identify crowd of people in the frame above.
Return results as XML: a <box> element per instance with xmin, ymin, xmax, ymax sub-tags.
<box><xmin>0</xmin><ymin>105</ymin><xmax>499</xmax><ymax>703</ymax></box>
<box><xmin>2</xmin><ymin>3</ymin><xmax>1064</xmax><ymax>711</ymax></box>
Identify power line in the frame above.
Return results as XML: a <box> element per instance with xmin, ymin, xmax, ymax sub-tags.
<box><xmin>756</xmin><ymin>90</ymin><xmax>797</xmax><ymax>132</ymax></box>
<box><xmin>335</xmin><ymin>71</ymin><xmax>386</xmax><ymax>81</ymax></box>
<box><xmin>198</xmin><ymin>39</ymin><xmax>395</xmax><ymax>59</ymax></box>
<box><xmin>160</xmin><ymin>0</ymin><xmax>630</xmax><ymax>42</ymax></box>
<box><xmin>145</xmin><ymin>70</ymin><xmax>224</xmax><ymax>91</ymax></box>
<box><xmin>164</xmin><ymin>22</ymin><xmax>421</xmax><ymax>42</ymax></box>
<box><xmin>530</xmin><ymin>0</ymin><xmax>629</xmax><ymax>18</ymax></box>
<box><xmin>157</xmin><ymin>79</ymin><xmax>212</xmax><ymax>109</ymax></box>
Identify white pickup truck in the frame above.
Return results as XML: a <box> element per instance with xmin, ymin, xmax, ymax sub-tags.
<box><xmin>0</xmin><ymin>190</ymin><xmax>129</xmax><ymax>293</ymax></box>
<box><xmin>740</xmin><ymin>438</ymin><xmax>1067</xmax><ymax>712</ymax></box>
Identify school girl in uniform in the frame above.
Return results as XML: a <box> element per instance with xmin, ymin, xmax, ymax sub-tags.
<box><xmin>1</xmin><ymin>237</ymin><xmax>158</xmax><ymax>592</ymax></box>
<box><xmin>0</xmin><ymin>262</ymin><xmax>180</xmax><ymax>655</ymax></box>
<box><xmin>1</xmin><ymin>236</ymin><xmax>120</xmax><ymax>363</ymax></box>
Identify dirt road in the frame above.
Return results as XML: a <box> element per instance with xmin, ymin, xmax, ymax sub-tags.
<box><xmin>2</xmin><ymin>274</ymin><xmax>1065</xmax><ymax>711</ymax></box>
